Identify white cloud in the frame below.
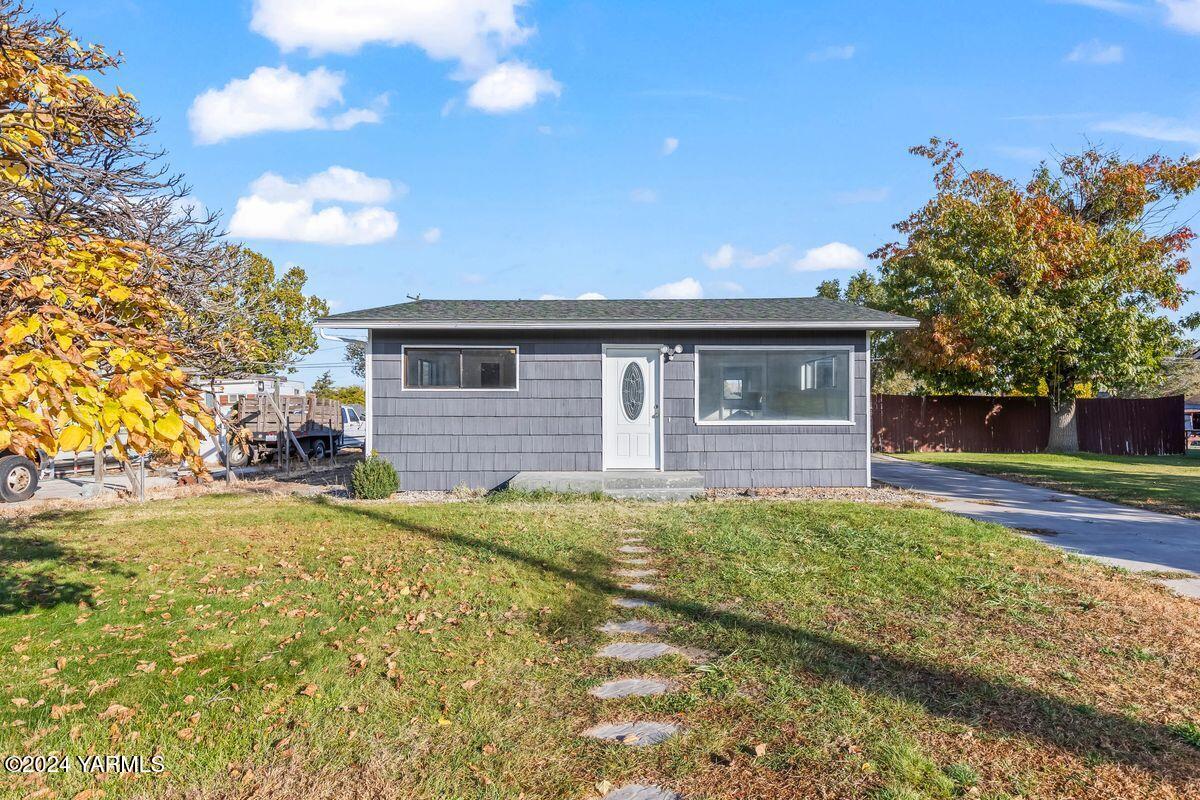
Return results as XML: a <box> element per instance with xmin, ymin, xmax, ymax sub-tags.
<box><xmin>662</xmin><ymin>136</ymin><xmax>679</xmax><ymax>156</ymax></box>
<box><xmin>1094</xmin><ymin>113</ymin><xmax>1200</xmax><ymax>147</ymax></box>
<box><xmin>703</xmin><ymin>243</ymin><xmax>790</xmax><ymax>269</ymax></box>
<box><xmin>466</xmin><ymin>61</ymin><xmax>561</xmax><ymax>113</ymax></box>
<box><xmin>808</xmin><ymin>44</ymin><xmax>856</xmax><ymax>61</ymax></box>
<box><xmin>1055</xmin><ymin>0</ymin><xmax>1200</xmax><ymax>33</ymax></box>
<box><xmin>629</xmin><ymin>187</ymin><xmax>658</xmax><ymax>204</ymax></box>
<box><xmin>189</xmin><ymin>66</ymin><xmax>381</xmax><ymax>144</ymax></box>
<box><xmin>539</xmin><ymin>291</ymin><xmax>607</xmax><ymax>300</ymax></box>
<box><xmin>1065</xmin><ymin>39</ymin><xmax>1125</xmax><ymax>63</ymax></box>
<box><xmin>228</xmin><ymin>167</ymin><xmax>398</xmax><ymax>245</ymax></box>
<box><xmin>250</xmin><ymin>166</ymin><xmax>398</xmax><ymax>204</ymax></box>
<box><xmin>643</xmin><ymin>277</ymin><xmax>703</xmax><ymax>299</ymax></box>
<box><xmin>792</xmin><ymin>242</ymin><xmax>868</xmax><ymax>272</ymax></box>
<box><xmin>250</xmin><ymin>0</ymin><xmax>531</xmax><ymax>68</ymax></box>
<box><xmin>710</xmin><ymin>280</ymin><xmax>744</xmax><ymax>294</ymax></box>
<box><xmin>833</xmin><ymin>187</ymin><xmax>890</xmax><ymax>204</ymax></box>
<box><xmin>422</xmin><ymin>227</ymin><xmax>442</xmax><ymax>244</ymax></box>
<box><xmin>1161</xmin><ymin>0</ymin><xmax>1200</xmax><ymax>32</ymax></box>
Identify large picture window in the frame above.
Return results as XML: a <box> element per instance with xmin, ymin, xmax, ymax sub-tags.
<box><xmin>696</xmin><ymin>347</ymin><xmax>852</xmax><ymax>424</ymax></box>
<box><xmin>404</xmin><ymin>347</ymin><xmax>518</xmax><ymax>390</ymax></box>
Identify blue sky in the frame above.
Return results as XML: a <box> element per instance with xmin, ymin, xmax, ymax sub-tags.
<box><xmin>49</xmin><ymin>0</ymin><xmax>1200</xmax><ymax>383</ymax></box>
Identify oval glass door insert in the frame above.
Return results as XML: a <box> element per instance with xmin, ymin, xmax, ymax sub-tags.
<box><xmin>621</xmin><ymin>362</ymin><xmax>644</xmax><ymax>420</ymax></box>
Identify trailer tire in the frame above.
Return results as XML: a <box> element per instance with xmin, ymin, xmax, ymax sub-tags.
<box><xmin>223</xmin><ymin>442</ymin><xmax>251</xmax><ymax>468</ymax></box>
<box><xmin>0</xmin><ymin>454</ymin><xmax>39</xmax><ymax>503</ymax></box>
<box><xmin>310</xmin><ymin>439</ymin><xmax>327</xmax><ymax>460</ymax></box>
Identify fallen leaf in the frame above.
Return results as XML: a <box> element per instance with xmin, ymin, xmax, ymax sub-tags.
<box><xmin>753</xmin><ymin>743</ymin><xmax>768</xmax><ymax>758</ymax></box>
<box><xmin>299</xmin><ymin>684</ymin><xmax>318</xmax><ymax>697</ymax></box>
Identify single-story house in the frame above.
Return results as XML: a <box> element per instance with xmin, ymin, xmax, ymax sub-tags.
<box><xmin>317</xmin><ymin>298</ymin><xmax>917</xmax><ymax>492</ymax></box>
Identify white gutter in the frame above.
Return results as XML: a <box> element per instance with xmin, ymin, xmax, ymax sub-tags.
<box><xmin>318</xmin><ymin>329</ymin><xmax>366</xmax><ymax>344</ymax></box>
<box><xmin>316</xmin><ymin>319</ymin><xmax>919</xmax><ymax>331</ymax></box>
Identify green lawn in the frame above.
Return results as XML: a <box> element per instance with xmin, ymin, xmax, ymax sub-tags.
<box><xmin>894</xmin><ymin>451</ymin><xmax>1200</xmax><ymax>518</ymax></box>
<box><xmin>1</xmin><ymin>492</ymin><xmax>1198</xmax><ymax>799</ymax></box>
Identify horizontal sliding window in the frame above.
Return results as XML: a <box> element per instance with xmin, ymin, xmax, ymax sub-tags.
<box><xmin>697</xmin><ymin>347</ymin><xmax>851</xmax><ymax>424</ymax></box>
<box><xmin>404</xmin><ymin>347</ymin><xmax>518</xmax><ymax>390</ymax></box>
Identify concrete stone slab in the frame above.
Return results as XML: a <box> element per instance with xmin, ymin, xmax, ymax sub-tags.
<box><xmin>589</xmin><ymin>678</ymin><xmax>673</xmax><ymax>699</ymax></box>
<box><xmin>596</xmin><ymin>642</ymin><xmax>678</xmax><ymax>661</ymax></box>
<box><xmin>873</xmin><ymin>456</ymin><xmax>1200</xmax><ymax>598</ymax></box>
<box><xmin>612</xmin><ymin>597</ymin><xmax>657</xmax><ymax>609</ymax></box>
<box><xmin>619</xmin><ymin>545</ymin><xmax>651</xmax><ymax>554</ymax></box>
<box><xmin>617</xmin><ymin>558</ymin><xmax>652</xmax><ymax>566</ymax></box>
<box><xmin>624</xmin><ymin>582</ymin><xmax>658</xmax><ymax>592</ymax></box>
<box><xmin>582</xmin><ymin>721</ymin><xmax>679</xmax><ymax>746</ymax></box>
<box><xmin>601</xmin><ymin>785</ymin><xmax>681</xmax><ymax>800</ymax></box>
<box><xmin>597</xmin><ymin>619</ymin><xmax>667</xmax><ymax>635</ymax></box>
<box><xmin>621</xmin><ymin>537</ymin><xmax>645</xmax><ymax>544</ymax></box>
<box><xmin>614</xmin><ymin>569</ymin><xmax>658</xmax><ymax>578</ymax></box>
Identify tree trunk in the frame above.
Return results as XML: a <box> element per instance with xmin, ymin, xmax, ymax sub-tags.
<box><xmin>1046</xmin><ymin>396</ymin><xmax>1079</xmax><ymax>453</ymax></box>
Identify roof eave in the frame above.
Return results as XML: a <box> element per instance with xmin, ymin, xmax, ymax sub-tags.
<box><xmin>315</xmin><ymin>318</ymin><xmax>919</xmax><ymax>331</ymax></box>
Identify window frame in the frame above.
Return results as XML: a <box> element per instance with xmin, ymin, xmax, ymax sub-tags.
<box><xmin>693</xmin><ymin>344</ymin><xmax>855</xmax><ymax>426</ymax></box>
<box><xmin>400</xmin><ymin>345</ymin><xmax>521</xmax><ymax>392</ymax></box>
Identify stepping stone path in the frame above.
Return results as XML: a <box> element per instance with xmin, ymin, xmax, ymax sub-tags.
<box><xmin>596</xmin><ymin>619</ymin><xmax>666</xmax><ymax>635</ymax></box>
<box><xmin>601</xmin><ymin>786</ymin><xmax>682</xmax><ymax>800</ymax></box>
<box><xmin>579</xmin><ymin>533</ymin><xmax>702</xmax><ymax>799</ymax></box>
<box><xmin>596</xmin><ymin>642</ymin><xmax>679</xmax><ymax>661</ymax></box>
<box><xmin>614</xmin><ymin>568</ymin><xmax>658</xmax><ymax>578</ymax></box>
<box><xmin>612</xmin><ymin>597</ymin><xmax>656</xmax><ymax>609</ymax></box>
<box><xmin>582</xmin><ymin>721</ymin><xmax>679</xmax><ymax>746</ymax></box>
<box><xmin>589</xmin><ymin>678</ymin><xmax>672</xmax><ymax>699</ymax></box>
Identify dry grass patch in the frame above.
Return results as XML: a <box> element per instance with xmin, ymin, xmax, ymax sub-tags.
<box><xmin>0</xmin><ymin>495</ymin><xmax>1196</xmax><ymax>799</ymax></box>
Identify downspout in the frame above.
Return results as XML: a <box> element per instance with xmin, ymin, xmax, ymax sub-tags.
<box><xmin>865</xmin><ymin>331</ymin><xmax>872</xmax><ymax>488</ymax></box>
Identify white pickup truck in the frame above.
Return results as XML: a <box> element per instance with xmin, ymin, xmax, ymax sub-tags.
<box><xmin>341</xmin><ymin>405</ymin><xmax>366</xmax><ymax>449</ymax></box>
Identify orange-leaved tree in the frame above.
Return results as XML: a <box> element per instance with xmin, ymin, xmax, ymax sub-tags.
<box><xmin>867</xmin><ymin>139</ymin><xmax>1200</xmax><ymax>452</ymax></box>
<box><xmin>0</xmin><ymin>3</ymin><xmax>238</xmax><ymax>471</ymax></box>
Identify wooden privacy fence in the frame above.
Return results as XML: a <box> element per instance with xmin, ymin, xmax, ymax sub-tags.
<box><xmin>872</xmin><ymin>394</ymin><xmax>1185</xmax><ymax>455</ymax></box>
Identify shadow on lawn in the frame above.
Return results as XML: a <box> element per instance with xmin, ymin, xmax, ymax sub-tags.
<box><xmin>0</xmin><ymin>512</ymin><xmax>133</xmax><ymax>615</ymax></box>
<box><xmin>315</xmin><ymin>496</ymin><xmax>1200</xmax><ymax>786</ymax></box>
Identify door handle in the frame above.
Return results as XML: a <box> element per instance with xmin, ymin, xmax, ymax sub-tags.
<box><xmin>652</xmin><ymin>404</ymin><xmax>660</xmax><ymax>419</ymax></box>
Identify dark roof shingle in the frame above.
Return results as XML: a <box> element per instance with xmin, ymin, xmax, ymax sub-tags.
<box><xmin>318</xmin><ymin>297</ymin><xmax>916</xmax><ymax>329</ymax></box>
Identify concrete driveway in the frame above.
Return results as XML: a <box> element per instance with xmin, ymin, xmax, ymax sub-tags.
<box><xmin>872</xmin><ymin>456</ymin><xmax>1200</xmax><ymax>598</ymax></box>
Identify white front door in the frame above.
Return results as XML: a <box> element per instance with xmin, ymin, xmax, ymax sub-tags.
<box><xmin>603</xmin><ymin>346</ymin><xmax>660</xmax><ymax>470</ymax></box>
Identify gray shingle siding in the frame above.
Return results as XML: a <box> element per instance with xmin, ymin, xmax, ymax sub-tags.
<box><xmin>370</xmin><ymin>330</ymin><xmax>869</xmax><ymax>490</ymax></box>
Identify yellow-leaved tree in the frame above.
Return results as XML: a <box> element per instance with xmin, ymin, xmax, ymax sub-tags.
<box><xmin>0</xmin><ymin>3</ymin><xmax>244</xmax><ymax>472</ymax></box>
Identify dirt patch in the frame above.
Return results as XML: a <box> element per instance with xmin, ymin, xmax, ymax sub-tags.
<box><xmin>0</xmin><ymin>471</ymin><xmax>347</xmax><ymax>520</ymax></box>
<box><xmin>705</xmin><ymin>485</ymin><xmax>928</xmax><ymax>505</ymax></box>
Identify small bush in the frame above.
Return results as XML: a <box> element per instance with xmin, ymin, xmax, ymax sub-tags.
<box><xmin>351</xmin><ymin>455</ymin><xmax>399</xmax><ymax>499</ymax></box>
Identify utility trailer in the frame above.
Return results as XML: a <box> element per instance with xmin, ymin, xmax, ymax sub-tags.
<box><xmin>224</xmin><ymin>393</ymin><xmax>343</xmax><ymax>468</ymax></box>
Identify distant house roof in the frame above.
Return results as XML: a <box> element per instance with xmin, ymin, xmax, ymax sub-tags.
<box><xmin>317</xmin><ymin>297</ymin><xmax>918</xmax><ymax>331</ymax></box>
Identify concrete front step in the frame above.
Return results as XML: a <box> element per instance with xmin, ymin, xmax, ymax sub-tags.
<box><xmin>508</xmin><ymin>470</ymin><xmax>704</xmax><ymax>501</ymax></box>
